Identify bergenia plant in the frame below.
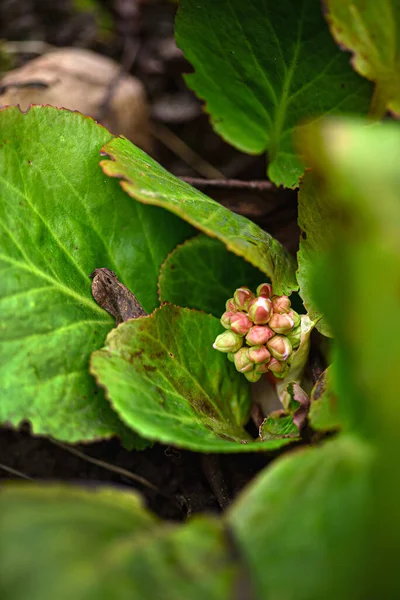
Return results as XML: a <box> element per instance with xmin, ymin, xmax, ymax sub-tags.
<box><xmin>0</xmin><ymin>1</ymin><xmax>399</xmax><ymax>599</ymax></box>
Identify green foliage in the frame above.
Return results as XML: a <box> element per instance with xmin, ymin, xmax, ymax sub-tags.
<box><xmin>228</xmin><ymin>435</ymin><xmax>374</xmax><ymax>600</ymax></box>
<box><xmin>158</xmin><ymin>235</ymin><xmax>264</xmax><ymax>317</ymax></box>
<box><xmin>309</xmin><ymin>366</ymin><xmax>341</xmax><ymax>432</ymax></box>
<box><xmin>91</xmin><ymin>303</ymin><xmax>293</xmax><ymax>453</ymax></box>
<box><xmin>325</xmin><ymin>0</ymin><xmax>400</xmax><ymax>117</ymax></box>
<box><xmin>298</xmin><ymin>117</ymin><xmax>400</xmax><ymax>595</ymax></box>
<box><xmin>0</xmin><ymin>485</ymin><xmax>237</xmax><ymax>600</ymax></box>
<box><xmin>1</xmin><ymin>1</ymin><xmax>400</xmax><ymax>597</ymax></box>
<box><xmin>0</xmin><ymin>106</ymin><xmax>192</xmax><ymax>444</ymax></box>
<box><xmin>175</xmin><ymin>0</ymin><xmax>372</xmax><ymax>187</ymax></box>
<box><xmin>296</xmin><ymin>172</ymin><xmax>334</xmax><ymax>336</ymax></box>
<box><xmin>100</xmin><ymin>137</ymin><xmax>298</xmax><ymax>296</ymax></box>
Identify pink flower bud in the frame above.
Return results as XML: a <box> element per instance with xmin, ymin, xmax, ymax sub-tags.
<box><xmin>230</xmin><ymin>313</ymin><xmax>253</xmax><ymax>336</ymax></box>
<box><xmin>225</xmin><ymin>298</ymin><xmax>236</xmax><ymax>311</ymax></box>
<box><xmin>220</xmin><ymin>310</ymin><xmax>236</xmax><ymax>329</ymax></box>
<box><xmin>271</xmin><ymin>295</ymin><xmax>291</xmax><ymax>314</ymax></box>
<box><xmin>213</xmin><ymin>331</ymin><xmax>243</xmax><ymax>353</ymax></box>
<box><xmin>269</xmin><ymin>313</ymin><xmax>295</xmax><ymax>335</ymax></box>
<box><xmin>244</xmin><ymin>368</ymin><xmax>263</xmax><ymax>383</ymax></box>
<box><xmin>233</xmin><ymin>286</ymin><xmax>254</xmax><ymax>310</ymax></box>
<box><xmin>248</xmin><ymin>345</ymin><xmax>271</xmax><ymax>364</ymax></box>
<box><xmin>248</xmin><ymin>296</ymin><xmax>273</xmax><ymax>325</ymax></box>
<box><xmin>233</xmin><ymin>347</ymin><xmax>253</xmax><ymax>373</ymax></box>
<box><xmin>255</xmin><ymin>362</ymin><xmax>270</xmax><ymax>374</ymax></box>
<box><xmin>256</xmin><ymin>283</ymin><xmax>273</xmax><ymax>298</ymax></box>
<box><xmin>245</xmin><ymin>325</ymin><xmax>275</xmax><ymax>346</ymax></box>
<box><xmin>267</xmin><ymin>335</ymin><xmax>292</xmax><ymax>361</ymax></box>
<box><xmin>268</xmin><ymin>358</ymin><xmax>289</xmax><ymax>378</ymax></box>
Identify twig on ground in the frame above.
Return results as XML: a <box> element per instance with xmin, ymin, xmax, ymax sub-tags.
<box><xmin>151</xmin><ymin>122</ymin><xmax>225</xmax><ymax>179</ymax></box>
<box><xmin>0</xmin><ymin>463</ymin><xmax>33</xmax><ymax>480</ymax></box>
<box><xmin>179</xmin><ymin>176</ymin><xmax>277</xmax><ymax>192</ymax></box>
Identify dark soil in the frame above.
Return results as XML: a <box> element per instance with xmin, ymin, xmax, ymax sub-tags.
<box><xmin>0</xmin><ymin>0</ymin><xmax>300</xmax><ymax>520</ymax></box>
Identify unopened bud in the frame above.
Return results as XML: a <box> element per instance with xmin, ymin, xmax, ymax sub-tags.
<box><xmin>227</xmin><ymin>352</ymin><xmax>235</xmax><ymax>363</ymax></box>
<box><xmin>234</xmin><ymin>347</ymin><xmax>254</xmax><ymax>373</ymax></box>
<box><xmin>225</xmin><ymin>298</ymin><xmax>236</xmax><ymax>312</ymax></box>
<box><xmin>233</xmin><ymin>287</ymin><xmax>254</xmax><ymax>310</ymax></box>
<box><xmin>244</xmin><ymin>369</ymin><xmax>262</xmax><ymax>383</ymax></box>
<box><xmin>255</xmin><ymin>362</ymin><xmax>270</xmax><ymax>374</ymax></box>
<box><xmin>248</xmin><ymin>345</ymin><xmax>271</xmax><ymax>364</ymax></box>
<box><xmin>213</xmin><ymin>331</ymin><xmax>243</xmax><ymax>353</ymax></box>
<box><xmin>220</xmin><ymin>310</ymin><xmax>236</xmax><ymax>329</ymax></box>
<box><xmin>271</xmin><ymin>295</ymin><xmax>291</xmax><ymax>314</ymax></box>
<box><xmin>269</xmin><ymin>313</ymin><xmax>295</xmax><ymax>335</ymax></box>
<box><xmin>248</xmin><ymin>296</ymin><xmax>273</xmax><ymax>325</ymax></box>
<box><xmin>288</xmin><ymin>309</ymin><xmax>301</xmax><ymax>327</ymax></box>
<box><xmin>230</xmin><ymin>313</ymin><xmax>253</xmax><ymax>336</ymax></box>
<box><xmin>256</xmin><ymin>283</ymin><xmax>273</xmax><ymax>298</ymax></box>
<box><xmin>268</xmin><ymin>358</ymin><xmax>289</xmax><ymax>378</ymax></box>
<box><xmin>246</xmin><ymin>325</ymin><xmax>274</xmax><ymax>346</ymax></box>
<box><xmin>267</xmin><ymin>335</ymin><xmax>292</xmax><ymax>361</ymax></box>
<box><xmin>287</xmin><ymin>324</ymin><xmax>301</xmax><ymax>349</ymax></box>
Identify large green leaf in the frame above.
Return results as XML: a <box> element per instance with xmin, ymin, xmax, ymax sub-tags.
<box><xmin>0</xmin><ymin>484</ymin><xmax>238</xmax><ymax>600</ymax></box>
<box><xmin>325</xmin><ymin>0</ymin><xmax>400</xmax><ymax>117</ymax></box>
<box><xmin>91</xmin><ymin>303</ymin><xmax>294</xmax><ymax>453</ymax></box>
<box><xmin>228</xmin><ymin>435</ymin><xmax>374</xmax><ymax>600</ymax></box>
<box><xmin>159</xmin><ymin>234</ymin><xmax>264</xmax><ymax>317</ymax></box>
<box><xmin>175</xmin><ymin>0</ymin><xmax>372</xmax><ymax>188</ymax></box>
<box><xmin>299</xmin><ymin>117</ymin><xmax>400</xmax><ymax>593</ymax></box>
<box><xmin>100</xmin><ymin>137</ymin><xmax>297</xmax><ymax>296</ymax></box>
<box><xmin>0</xmin><ymin>106</ymin><xmax>192</xmax><ymax>443</ymax></box>
<box><xmin>296</xmin><ymin>172</ymin><xmax>334</xmax><ymax>336</ymax></box>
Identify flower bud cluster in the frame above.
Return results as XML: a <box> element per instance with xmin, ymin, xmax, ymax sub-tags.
<box><xmin>213</xmin><ymin>283</ymin><xmax>301</xmax><ymax>382</ymax></box>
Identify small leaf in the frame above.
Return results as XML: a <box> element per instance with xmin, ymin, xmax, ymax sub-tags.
<box><xmin>175</xmin><ymin>0</ymin><xmax>372</xmax><ymax>187</ymax></box>
<box><xmin>297</xmin><ymin>173</ymin><xmax>334</xmax><ymax>337</ymax></box>
<box><xmin>159</xmin><ymin>235</ymin><xmax>264</xmax><ymax>317</ymax></box>
<box><xmin>0</xmin><ymin>106</ymin><xmax>192</xmax><ymax>443</ymax></box>
<box><xmin>325</xmin><ymin>0</ymin><xmax>400</xmax><ymax>117</ymax></box>
<box><xmin>228</xmin><ymin>435</ymin><xmax>374</xmax><ymax>599</ymax></box>
<box><xmin>91</xmin><ymin>304</ymin><xmax>294</xmax><ymax>453</ymax></box>
<box><xmin>259</xmin><ymin>410</ymin><xmax>300</xmax><ymax>441</ymax></box>
<box><xmin>0</xmin><ymin>484</ymin><xmax>238</xmax><ymax>600</ymax></box>
<box><xmin>100</xmin><ymin>137</ymin><xmax>297</xmax><ymax>296</ymax></box>
<box><xmin>309</xmin><ymin>366</ymin><xmax>341</xmax><ymax>432</ymax></box>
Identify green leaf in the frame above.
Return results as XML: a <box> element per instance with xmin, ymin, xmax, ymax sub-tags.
<box><xmin>0</xmin><ymin>484</ymin><xmax>238</xmax><ymax>600</ymax></box>
<box><xmin>100</xmin><ymin>137</ymin><xmax>297</xmax><ymax>296</ymax></box>
<box><xmin>297</xmin><ymin>173</ymin><xmax>334</xmax><ymax>336</ymax></box>
<box><xmin>0</xmin><ymin>106</ymin><xmax>192</xmax><ymax>443</ymax></box>
<box><xmin>91</xmin><ymin>303</ymin><xmax>294</xmax><ymax>453</ymax></box>
<box><xmin>309</xmin><ymin>366</ymin><xmax>341</xmax><ymax>432</ymax></box>
<box><xmin>298</xmin><ymin>118</ymin><xmax>400</xmax><ymax>438</ymax></box>
<box><xmin>299</xmin><ymin>119</ymin><xmax>400</xmax><ymax>590</ymax></box>
<box><xmin>159</xmin><ymin>234</ymin><xmax>264</xmax><ymax>317</ymax></box>
<box><xmin>325</xmin><ymin>0</ymin><xmax>400</xmax><ymax>117</ymax></box>
<box><xmin>228</xmin><ymin>435</ymin><xmax>374</xmax><ymax>599</ymax></box>
<box><xmin>175</xmin><ymin>0</ymin><xmax>372</xmax><ymax>188</ymax></box>
<box><xmin>259</xmin><ymin>410</ymin><xmax>300</xmax><ymax>441</ymax></box>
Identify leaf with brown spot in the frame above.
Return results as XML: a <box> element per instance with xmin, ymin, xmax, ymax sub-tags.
<box><xmin>90</xmin><ymin>304</ymin><xmax>296</xmax><ymax>453</ymax></box>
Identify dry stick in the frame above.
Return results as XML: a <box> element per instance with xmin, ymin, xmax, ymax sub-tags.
<box><xmin>0</xmin><ymin>463</ymin><xmax>33</xmax><ymax>480</ymax></box>
<box><xmin>201</xmin><ymin>455</ymin><xmax>231</xmax><ymax>510</ymax></box>
<box><xmin>179</xmin><ymin>176</ymin><xmax>277</xmax><ymax>192</ymax></box>
<box><xmin>151</xmin><ymin>122</ymin><xmax>225</xmax><ymax>180</ymax></box>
